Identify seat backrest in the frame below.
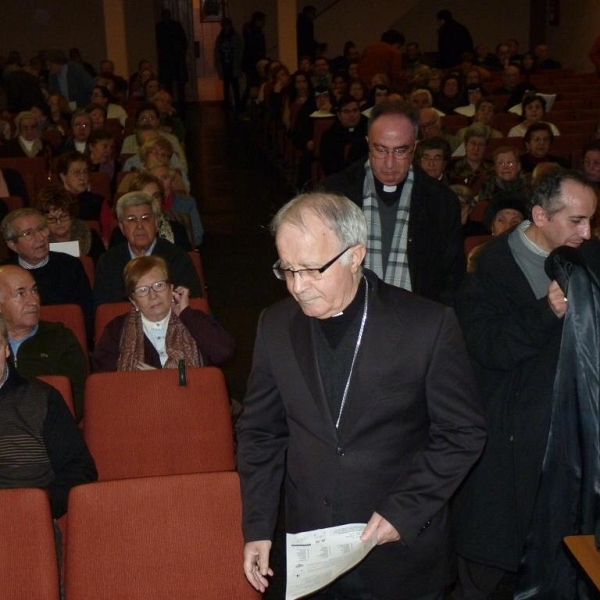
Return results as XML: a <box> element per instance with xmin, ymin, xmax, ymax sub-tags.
<box><xmin>95</xmin><ymin>298</ymin><xmax>210</xmax><ymax>344</ymax></box>
<box><xmin>0</xmin><ymin>488</ymin><xmax>60</xmax><ymax>600</ymax></box>
<box><xmin>37</xmin><ymin>374</ymin><xmax>75</xmax><ymax>418</ymax></box>
<box><xmin>65</xmin><ymin>472</ymin><xmax>260</xmax><ymax>600</ymax></box>
<box><xmin>3</xmin><ymin>195</ymin><xmax>24</xmax><ymax>211</ymax></box>
<box><xmin>0</xmin><ymin>156</ymin><xmax>49</xmax><ymax>202</ymax></box>
<box><xmin>89</xmin><ymin>171</ymin><xmax>111</xmax><ymax>207</ymax></box>
<box><xmin>188</xmin><ymin>250</ymin><xmax>209</xmax><ymax>304</ymax></box>
<box><xmin>83</xmin><ymin>366</ymin><xmax>235</xmax><ymax>480</ymax></box>
<box><xmin>78</xmin><ymin>255</ymin><xmax>95</xmax><ymax>288</ymax></box>
<box><xmin>94</xmin><ymin>302</ymin><xmax>131</xmax><ymax>344</ymax></box>
<box><xmin>39</xmin><ymin>303</ymin><xmax>88</xmax><ymax>356</ymax></box>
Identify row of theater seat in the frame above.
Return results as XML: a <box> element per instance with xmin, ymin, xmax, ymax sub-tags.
<box><xmin>3</xmin><ymin>365</ymin><xmax>249</xmax><ymax>597</ymax></box>
<box><xmin>1</xmin><ymin>471</ymin><xmax>259</xmax><ymax>599</ymax></box>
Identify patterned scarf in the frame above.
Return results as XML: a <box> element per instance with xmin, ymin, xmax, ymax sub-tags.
<box><xmin>117</xmin><ymin>308</ymin><xmax>201</xmax><ymax>371</ymax></box>
<box><xmin>362</xmin><ymin>160</ymin><xmax>413</xmax><ymax>290</ymax></box>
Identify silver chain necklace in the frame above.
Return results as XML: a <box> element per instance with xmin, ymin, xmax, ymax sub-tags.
<box><xmin>335</xmin><ymin>276</ymin><xmax>369</xmax><ymax>430</ymax></box>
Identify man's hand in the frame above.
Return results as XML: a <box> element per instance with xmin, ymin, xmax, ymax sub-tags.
<box><xmin>360</xmin><ymin>511</ymin><xmax>401</xmax><ymax>545</ymax></box>
<box><xmin>548</xmin><ymin>280</ymin><xmax>568</xmax><ymax>318</ymax></box>
<box><xmin>243</xmin><ymin>540</ymin><xmax>273</xmax><ymax>592</ymax></box>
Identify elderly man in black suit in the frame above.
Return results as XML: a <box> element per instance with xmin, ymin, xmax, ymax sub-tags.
<box><xmin>320</xmin><ymin>101</ymin><xmax>464</xmax><ymax>305</ymax></box>
<box><xmin>236</xmin><ymin>192</ymin><xmax>486</xmax><ymax>599</ymax></box>
<box><xmin>94</xmin><ymin>191</ymin><xmax>201</xmax><ymax>304</ymax></box>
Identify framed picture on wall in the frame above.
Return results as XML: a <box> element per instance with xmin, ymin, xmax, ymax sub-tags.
<box><xmin>201</xmin><ymin>0</ymin><xmax>223</xmax><ymax>22</ymax></box>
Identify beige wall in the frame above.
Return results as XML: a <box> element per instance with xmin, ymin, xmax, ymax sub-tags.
<box><xmin>0</xmin><ymin>1</ymin><xmax>106</xmax><ymax>67</ymax></box>
<box><xmin>0</xmin><ymin>0</ymin><xmax>597</xmax><ymax>86</ymax></box>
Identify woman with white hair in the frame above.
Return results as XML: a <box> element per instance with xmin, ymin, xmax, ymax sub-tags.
<box><xmin>0</xmin><ymin>111</ymin><xmax>53</xmax><ymax>161</ymax></box>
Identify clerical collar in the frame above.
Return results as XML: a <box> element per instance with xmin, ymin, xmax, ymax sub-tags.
<box><xmin>327</xmin><ymin>277</ymin><xmax>366</xmax><ymax>322</ymax></box>
<box><xmin>374</xmin><ymin>177</ymin><xmax>404</xmax><ymax>206</ymax></box>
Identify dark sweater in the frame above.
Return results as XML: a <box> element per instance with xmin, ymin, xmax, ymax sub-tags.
<box><xmin>0</xmin><ymin>367</ymin><xmax>97</xmax><ymax>517</ymax></box>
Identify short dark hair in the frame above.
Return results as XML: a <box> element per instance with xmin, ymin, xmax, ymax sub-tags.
<box><xmin>522</xmin><ymin>93</ymin><xmax>546</xmax><ymax>113</ymax></box>
<box><xmin>530</xmin><ymin>169</ymin><xmax>591</xmax><ymax>215</ymax></box>
<box><xmin>135</xmin><ymin>102</ymin><xmax>159</xmax><ymax>122</ymax></box>
<box><xmin>56</xmin><ymin>151</ymin><xmax>90</xmax><ymax>176</ymax></box>
<box><xmin>524</xmin><ymin>122</ymin><xmax>554</xmax><ymax>143</ymax></box>
<box><xmin>368</xmin><ymin>100</ymin><xmax>419</xmax><ymax>137</ymax></box>
<box><xmin>436</xmin><ymin>9</ymin><xmax>452</xmax><ymax>21</ymax></box>
<box><xmin>415</xmin><ymin>136</ymin><xmax>451</xmax><ymax>162</ymax></box>
<box><xmin>583</xmin><ymin>140</ymin><xmax>600</xmax><ymax>156</ymax></box>
<box><xmin>380</xmin><ymin>29</ymin><xmax>405</xmax><ymax>46</ymax></box>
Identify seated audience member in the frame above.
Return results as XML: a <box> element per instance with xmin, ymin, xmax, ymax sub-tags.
<box><xmin>508</xmin><ymin>94</ymin><xmax>560</xmax><ymax>138</ymax></box>
<box><xmin>347</xmin><ymin>60</ymin><xmax>359</xmax><ymax>81</ymax></box>
<box><xmin>85</xmin><ymin>102</ymin><xmax>108</xmax><ymax>131</ymax></box>
<box><xmin>520</xmin><ymin>123</ymin><xmax>569</xmax><ymax>174</ymax></box>
<box><xmin>482</xmin><ymin>191</ymin><xmax>527</xmax><ymax>236</ymax></box>
<box><xmin>450</xmin><ymin>184</ymin><xmax>485</xmax><ymax>236</ymax></box>
<box><xmin>93</xmin><ymin>256</ymin><xmax>234</xmax><ymax>372</ymax></box>
<box><xmin>152</xmin><ymin>89</ymin><xmax>185</xmax><ymax>143</ymax></box>
<box><xmin>57</xmin><ymin>151</ymin><xmax>108</xmax><ymax>234</ymax></box>
<box><xmin>415</xmin><ymin>136</ymin><xmax>451</xmax><ymax>184</ymax></box>
<box><xmin>534</xmin><ymin>44</ymin><xmax>561</xmax><ymax>69</ymax></box>
<box><xmin>363</xmin><ymin>84</ymin><xmax>389</xmax><ymax>117</ymax></box>
<box><xmin>30</xmin><ymin>102</ymin><xmax>59</xmax><ymax>134</ymax></box>
<box><xmin>529</xmin><ymin>161</ymin><xmax>564</xmax><ymax>185</ymax></box>
<box><xmin>287</xmin><ymin>71</ymin><xmax>314</xmax><ymax>130</ymax></box>
<box><xmin>121</xmin><ymin>134</ymin><xmax>189</xmax><ymax>193</ymax></box>
<box><xmin>129</xmin><ymin>67</ymin><xmax>155</xmax><ymax>101</ymax></box>
<box><xmin>420</xmin><ymin>107</ymin><xmax>460</xmax><ymax>152</ymax></box>
<box><xmin>403</xmin><ymin>41</ymin><xmax>428</xmax><ymax>71</ymax></box>
<box><xmin>330</xmin><ymin>40</ymin><xmax>360</xmax><ymax>74</ymax></box>
<box><xmin>58</xmin><ymin>110</ymin><xmax>93</xmax><ymax>155</ymax></box>
<box><xmin>521</xmin><ymin>52</ymin><xmax>538</xmax><ymax>78</ymax></box>
<box><xmin>319</xmin><ymin>96</ymin><xmax>368</xmax><ymax>177</ymax></box>
<box><xmin>36</xmin><ymin>184</ymin><xmax>105</xmax><ymax>264</ymax></box>
<box><xmin>120</xmin><ymin>103</ymin><xmax>187</xmax><ymax>172</ymax></box>
<box><xmin>425</xmin><ymin>68</ymin><xmax>442</xmax><ymax>96</ymax></box>
<box><xmin>128</xmin><ymin>60</ymin><xmax>154</xmax><ymax>99</ymax></box>
<box><xmin>111</xmin><ymin>171</ymin><xmax>191</xmax><ymax>250</ymax></box>
<box><xmin>142</xmin><ymin>77</ymin><xmax>161</xmax><ymax>101</ymax></box>
<box><xmin>492</xmin><ymin>65</ymin><xmax>535</xmax><ymax>110</ymax></box>
<box><xmin>47</xmin><ymin>93</ymin><xmax>71</xmax><ymax>134</ymax></box>
<box><xmin>478</xmin><ymin>145</ymin><xmax>528</xmax><ymax>199</ymax></box>
<box><xmin>146</xmin><ymin>162</ymin><xmax>203</xmax><ymax>246</ymax></box>
<box><xmin>0</xmin><ymin>208</ymin><xmax>94</xmax><ymax>336</ymax></box>
<box><xmin>433</xmin><ymin>74</ymin><xmax>463</xmax><ymax>115</ymax></box>
<box><xmin>0</xmin><ymin>166</ymin><xmax>28</xmax><ymax>204</ymax></box>
<box><xmin>454</xmin><ymin>84</ymin><xmax>484</xmax><ymax>117</ymax></box>
<box><xmin>98</xmin><ymin>59</ymin><xmax>128</xmax><ymax>101</ymax></box>
<box><xmin>331</xmin><ymin>71</ymin><xmax>349</xmax><ymax>101</ymax></box>
<box><xmin>449</xmin><ymin>124</ymin><xmax>494</xmax><ymax>194</ymax></box>
<box><xmin>0</xmin><ymin>265</ymin><xmax>89</xmax><ymax>422</ymax></box>
<box><xmin>348</xmin><ymin>79</ymin><xmax>368</xmax><ymax>109</ymax></box>
<box><xmin>87</xmin><ymin>128</ymin><xmax>117</xmax><ymax>189</ymax></box>
<box><xmin>90</xmin><ymin>85</ymin><xmax>127</xmax><ymax>127</ymax></box>
<box><xmin>94</xmin><ymin>191</ymin><xmax>201</xmax><ymax>304</ymax></box>
<box><xmin>309</xmin><ymin>86</ymin><xmax>334</xmax><ymax>118</ymax></box>
<box><xmin>474</xmin><ymin>43</ymin><xmax>499</xmax><ymax>70</ymax></box>
<box><xmin>0</xmin><ymin>309</ymin><xmax>96</xmax><ymax>511</ymax></box>
<box><xmin>582</xmin><ymin>141</ymin><xmax>600</xmax><ymax>188</ymax></box>
<box><xmin>265</xmin><ymin>66</ymin><xmax>291</xmax><ymax>123</ymax></box>
<box><xmin>311</xmin><ymin>55</ymin><xmax>332</xmax><ymax>90</ymax></box>
<box><xmin>0</xmin><ymin>111</ymin><xmax>52</xmax><ymax>163</ymax></box>
<box><xmin>456</xmin><ymin>98</ymin><xmax>502</xmax><ymax>141</ymax></box>
<box><xmin>409</xmin><ymin>88</ymin><xmax>445</xmax><ymax>116</ymax></box>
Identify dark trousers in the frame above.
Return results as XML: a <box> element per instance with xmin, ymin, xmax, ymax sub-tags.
<box><xmin>450</xmin><ymin>555</ymin><xmax>513</xmax><ymax>600</ymax></box>
<box><xmin>222</xmin><ymin>64</ymin><xmax>240</xmax><ymax>110</ymax></box>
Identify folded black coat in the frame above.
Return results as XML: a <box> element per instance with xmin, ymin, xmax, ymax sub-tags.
<box><xmin>517</xmin><ymin>240</ymin><xmax>600</xmax><ymax>599</ymax></box>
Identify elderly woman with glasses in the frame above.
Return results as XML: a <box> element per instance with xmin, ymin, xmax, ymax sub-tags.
<box><xmin>36</xmin><ymin>184</ymin><xmax>105</xmax><ymax>263</ymax></box>
<box><xmin>92</xmin><ymin>255</ymin><xmax>234</xmax><ymax>372</ymax></box>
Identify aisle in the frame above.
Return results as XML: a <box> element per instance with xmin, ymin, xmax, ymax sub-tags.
<box><xmin>183</xmin><ymin>103</ymin><xmax>290</xmax><ymax>401</ymax></box>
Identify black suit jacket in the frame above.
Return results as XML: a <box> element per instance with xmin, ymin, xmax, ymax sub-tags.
<box><xmin>320</xmin><ymin>162</ymin><xmax>465</xmax><ymax>305</ymax></box>
<box><xmin>236</xmin><ymin>270</ymin><xmax>486</xmax><ymax>598</ymax></box>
